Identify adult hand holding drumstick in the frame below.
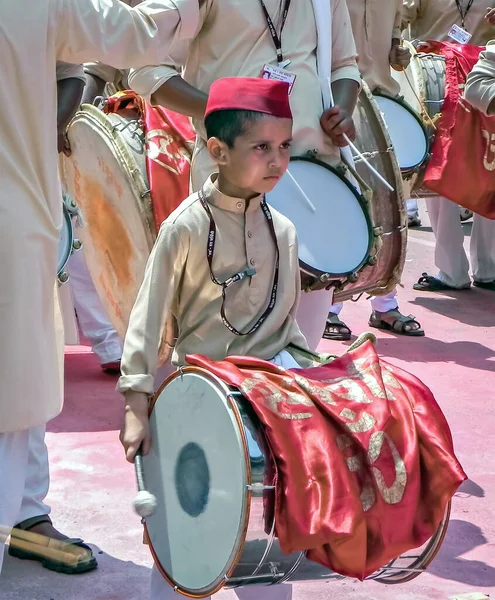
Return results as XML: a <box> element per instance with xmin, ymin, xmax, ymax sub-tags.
<box><xmin>319</xmin><ymin>79</ymin><xmax>359</xmax><ymax>147</ymax></box>
<box><xmin>390</xmin><ymin>39</ymin><xmax>412</xmax><ymax>72</ymax></box>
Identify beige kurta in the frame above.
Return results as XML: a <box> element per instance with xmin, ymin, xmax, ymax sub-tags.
<box><xmin>0</xmin><ymin>0</ymin><xmax>203</xmax><ymax>434</ymax></box>
<box><xmin>403</xmin><ymin>0</ymin><xmax>495</xmax><ymax>46</ymax></box>
<box><xmin>117</xmin><ymin>176</ymin><xmax>308</xmax><ymax>395</ymax></box>
<box><xmin>128</xmin><ymin>0</ymin><xmax>361</xmax><ymax>188</ymax></box>
<box><xmin>347</xmin><ymin>0</ymin><xmax>403</xmax><ymax>96</ymax></box>
<box><xmin>465</xmin><ymin>40</ymin><xmax>495</xmax><ymax>113</ymax></box>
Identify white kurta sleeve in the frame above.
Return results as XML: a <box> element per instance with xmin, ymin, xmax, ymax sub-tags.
<box><xmin>330</xmin><ymin>0</ymin><xmax>361</xmax><ymax>84</ymax></box>
<box><xmin>54</xmin><ymin>0</ymin><xmax>200</xmax><ymax>69</ymax></box>
<box><xmin>464</xmin><ymin>42</ymin><xmax>495</xmax><ymax>116</ymax></box>
<box><xmin>117</xmin><ymin>222</ymin><xmax>185</xmax><ymax>395</ymax></box>
<box><xmin>393</xmin><ymin>0</ymin><xmax>403</xmax><ymax>39</ymax></box>
<box><xmin>402</xmin><ymin>0</ymin><xmax>421</xmax><ymax>27</ymax></box>
<box><xmin>56</xmin><ymin>61</ymin><xmax>86</xmax><ymax>82</ymax></box>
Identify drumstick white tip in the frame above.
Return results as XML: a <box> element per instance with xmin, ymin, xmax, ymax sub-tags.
<box><xmin>286</xmin><ymin>169</ymin><xmax>316</xmax><ymax>212</ymax></box>
<box><xmin>133</xmin><ymin>490</ymin><xmax>157</xmax><ymax>518</ymax></box>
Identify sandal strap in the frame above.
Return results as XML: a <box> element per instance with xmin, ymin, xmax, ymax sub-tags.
<box><xmin>14</xmin><ymin>514</ymin><xmax>52</xmax><ymax>531</ymax></box>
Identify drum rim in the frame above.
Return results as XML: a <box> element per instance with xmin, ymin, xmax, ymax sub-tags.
<box><xmin>57</xmin><ymin>205</ymin><xmax>74</xmax><ymax>277</ymax></box>
<box><xmin>373</xmin><ymin>92</ymin><xmax>430</xmax><ymax>170</ymax></box>
<box><xmin>66</xmin><ymin>103</ymin><xmax>156</xmax><ymax>248</ymax></box>
<box><xmin>283</xmin><ymin>155</ymin><xmax>374</xmax><ymax>278</ymax></box>
<box><xmin>146</xmin><ymin>366</ymin><xmax>253</xmax><ymax>598</ymax></box>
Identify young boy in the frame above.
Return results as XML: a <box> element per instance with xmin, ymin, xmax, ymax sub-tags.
<box><xmin>118</xmin><ymin>76</ymin><xmax>307</xmax><ymax>600</ymax></box>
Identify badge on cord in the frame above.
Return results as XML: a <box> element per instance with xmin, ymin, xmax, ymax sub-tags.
<box><xmin>448</xmin><ymin>24</ymin><xmax>472</xmax><ymax>44</ymax></box>
<box><xmin>260</xmin><ymin>64</ymin><xmax>296</xmax><ymax>94</ymax></box>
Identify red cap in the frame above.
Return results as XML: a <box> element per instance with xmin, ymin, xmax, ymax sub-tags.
<box><xmin>205</xmin><ymin>77</ymin><xmax>292</xmax><ymax>119</ymax></box>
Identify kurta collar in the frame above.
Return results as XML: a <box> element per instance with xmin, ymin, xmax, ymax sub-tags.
<box><xmin>203</xmin><ymin>174</ymin><xmax>263</xmax><ymax>214</ymax></box>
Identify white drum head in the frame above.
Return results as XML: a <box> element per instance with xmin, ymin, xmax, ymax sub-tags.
<box><xmin>57</xmin><ymin>206</ymin><xmax>73</xmax><ymax>276</ymax></box>
<box><xmin>266</xmin><ymin>159</ymin><xmax>371</xmax><ymax>275</ymax></box>
<box><xmin>144</xmin><ymin>370</ymin><xmax>248</xmax><ymax>595</ymax></box>
<box><xmin>374</xmin><ymin>95</ymin><xmax>428</xmax><ymax>171</ymax></box>
<box><xmin>61</xmin><ymin>105</ymin><xmax>153</xmax><ymax>339</ymax></box>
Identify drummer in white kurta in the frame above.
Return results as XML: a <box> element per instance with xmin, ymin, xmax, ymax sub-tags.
<box><xmin>0</xmin><ymin>0</ymin><xmax>207</xmax><ymax>575</ymax></box>
<box><xmin>324</xmin><ymin>0</ymin><xmax>425</xmax><ymax>339</ymax></box>
<box><xmin>127</xmin><ymin>0</ymin><xmax>362</xmax><ymax>351</ymax></box>
<box><xmin>404</xmin><ymin>0</ymin><xmax>495</xmax><ymax>292</ymax></box>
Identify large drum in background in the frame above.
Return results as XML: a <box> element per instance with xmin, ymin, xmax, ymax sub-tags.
<box><xmin>266</xmin><ymin>157</ymin><xmax>374</xmax><ymax>291</ymax></box>
<box><xmin>391</xmin><ymin>40</ymin><xmax>446</xmax><ymax>194</ymax></box>
<box><xmin>143</xmin><ymin>367</ymin><xmax>450</xmax><ymax>596</ymax></box>
<box><xmin>332</xmin><ymin>83</ymin><xmax>406</xmax><ymax>302</ymax></box>
<box><xmin>60</xmin><ymin>104</ymin><xmax>176</xmax><ymax>362</ymax></box>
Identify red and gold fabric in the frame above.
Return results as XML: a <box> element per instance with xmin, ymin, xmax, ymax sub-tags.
<box><xmin>423</xmin><ymin>41</ymin><xmax>495</xmax><ymax>219</ymax></box>
<box><xmin>186</xmin><ymin>341</ymin><xmax>466</xmax><ymax>580</ymax></box>
<box><xmin>104</xmin><ymin>91</ymin><xmax>196</xmax><ymax>230</ymax></box>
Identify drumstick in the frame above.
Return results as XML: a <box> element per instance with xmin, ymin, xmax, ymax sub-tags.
<box><xmin>286</xmin><ymin>169</ymin><xmax>316</xmax><ymax>212</ymax></box>
<box><xmin>326</xmin><ymin>78</ymin><xmax>395</xmax><ymax>193</ymax></box>
<box><xmin>133</xmin><ymin>446</ymin><xmax>158</xmax><ymax>518</ymax></box>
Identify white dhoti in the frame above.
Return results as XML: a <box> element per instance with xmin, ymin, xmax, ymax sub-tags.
<box><xmin>68</xmin><ymin>250</ymin><xmax>122</xmax><ymax>364</ymax></box>
<box><xmin>296</xmin><ymin>289</ymin><xmax>334</xmax><ymax>351</ymax></box>
<box><xmin>329</xmin><ymin>288</ymin><xmax>399</xmax><ymax>318</ymax></box>
<box><xmin>17</xmin><ymin>426</ymin><xmax>51</xmax><ymax>524</ymax></box>
<box><xmin>0</xmin><ymin>430</ymin><xmax>30</xmax><ymax>574</ymax></box>
<box><xmin>406</xmin><ymin>198</ymin><xmax>419</xmax><ymax>219</ymax></box>
<box><xmin>427</xmin><ymin>196</ymin><xmax>495</xmax><ymax>287</ymax></box>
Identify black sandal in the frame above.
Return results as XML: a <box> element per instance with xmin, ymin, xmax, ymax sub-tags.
<box><xmin>322</xmin><ymin>314</ymin><xmax>352</xmax><ymax>341</ymax></box>
<box><xmin>413</xmin><ymin>273</ymin><xmax>470</xmax><ymax>292</ymax></box>
<box><xmin>369</xmin><ymin>310</ymin><xmax>425</xmax><ymax>337</ymax></box>
<box><xmin>9</xmin><ymin>515</ymin><xmax>97</xmax><ymax>575</ymax></box>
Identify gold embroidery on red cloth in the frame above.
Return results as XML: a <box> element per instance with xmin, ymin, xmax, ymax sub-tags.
<box><xmin>368</xmin><ymin>431</ymin><xmax>407</xmax><ymax>504</ymax></box>
<box><xmin>240</xmin><ymin>374</ymin><xmax>313</xmax><ymax>420</ymax></box>
<box><xmin>340</xmin><ymin>408</ymin><xmax>377</xmax><ymax>433</ymax></box>
<box><xmin>381</xmin><ymin>367</ymin><xmax>403</xmax><ymax>401</ymax></box>
<box><xmin>294</xmin><ymin>374</ymin><xmax>338</xmax><ymax>406</ymax></box>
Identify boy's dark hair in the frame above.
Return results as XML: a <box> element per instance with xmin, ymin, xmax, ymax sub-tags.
<box><xmin>204</xmin><ymin>109</ymin><xmax>266</xmax><ymax>148</ymax></box>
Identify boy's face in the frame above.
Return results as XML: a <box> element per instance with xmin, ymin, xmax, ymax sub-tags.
<box><xmin>209</xmin><ymin>115</ymin><xmax>293</xmax><ymax>198</ymax></box>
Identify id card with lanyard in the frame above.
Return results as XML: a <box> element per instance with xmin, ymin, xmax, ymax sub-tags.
<box><xmin>198</xmin><ymin>189</ymin><xmax>280</xmax><ymax>336</ymax></box>
<box><xmin>259</xmin><ymin>0</ymin><xmax>297</xmax><ymax>93</ymax></box>
<box><xmin>448</xmin><ymin>0</ymin><xmax>474</xmax><ymax>44</ymax></box>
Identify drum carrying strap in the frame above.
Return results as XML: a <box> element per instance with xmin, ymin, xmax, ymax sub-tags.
<box><xmin>287</xmin><ymin>332</ymin><xmax>377</xmax><ymax>366</ymax></box>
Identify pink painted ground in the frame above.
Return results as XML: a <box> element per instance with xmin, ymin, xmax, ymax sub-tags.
<box><xmin>1</xmin><ymin>204</ymin><xmax>494</xmax><ymax>599</ymax></box>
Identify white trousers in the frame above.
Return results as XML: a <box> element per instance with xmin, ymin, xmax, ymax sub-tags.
<box><xmin>406</xmin><ymin>198</ymin><xmax>419</xmax><ymax>219</ymax></box>
<box><xmin>427</xmin><ymin>196</ymin><xmax>495</xmax><ymax>287</ymax></box>
<box><xmin>296</xmin><ymin>289</ymin><xmax>334</xmax><ymax>351</ymax></box>
<box><xmin>68</xmin><ymin>250</ymin><xmax>122</xmax><ymax>364</ymax></box>
<box><xmin>150</xmin><ymin>566</ymin><xmax>292</xmax><ymax>600</ymax></box>
<box><xmin>17</xmin><ymin>426</ymin><xmax>50</xmax><ymax>524</ymax></box>
<box><xmin>0</xmin><ymin>429</ymin><xmax>30</xmax><ymax>574</ymax></box>
<box><xmin>329</xmin><ymin>288</ymin><xmax>399</xmax><ymax>317</ymax></box>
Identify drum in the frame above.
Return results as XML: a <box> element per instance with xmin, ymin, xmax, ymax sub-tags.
<box><xmin>57</xmin><ymin>204</ymin><xmax>77</xmax><ymax>284</ymax></box>
<box><xmin>332</xmin><ymin>83</ymin><xmax>406</xmax><ymax>302</ymax></box>
<box><xmin>373</xmin><ymin>93</ymin><xmax>429</xmax><ymax>178</ymax></box>
<box><xmin>61</xmin><ymin>103</ymin><xmax>176</xmax><ymax>359</ymax></box>
<box><xmin>266</xmin><ymin>157</ymin><xmax>373</xmax><ymax>288</ymax></box>
<box><xmin>142</xmin><ymin>367</ymin><xmax>450</xmax><ymax>597</ymax></box>
<box><xmin>391</xmin><ymin>41</ymin><xmax>446</xmax><ymax>194</ymax></box>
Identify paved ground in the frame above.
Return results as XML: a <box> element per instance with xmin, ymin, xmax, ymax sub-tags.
<box><xmin>1</xmin><ymin>202</ymin><xmax>494</xmax><ymax>599</ymax></box>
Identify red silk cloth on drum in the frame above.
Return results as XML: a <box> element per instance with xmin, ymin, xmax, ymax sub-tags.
<box><xmin>104</xmin><ymin>91</ymin><xmax>196</xmax><ymax>230</ymax></box>
<box><xmin>423</xmin><ymin>41</ymin><xmax>495</xmax><ymax>219</ymax></box>
<box><xmin>185</xmin><ymin>342</ymin><xmax>466</xmax><ymax>580</ymax></box>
